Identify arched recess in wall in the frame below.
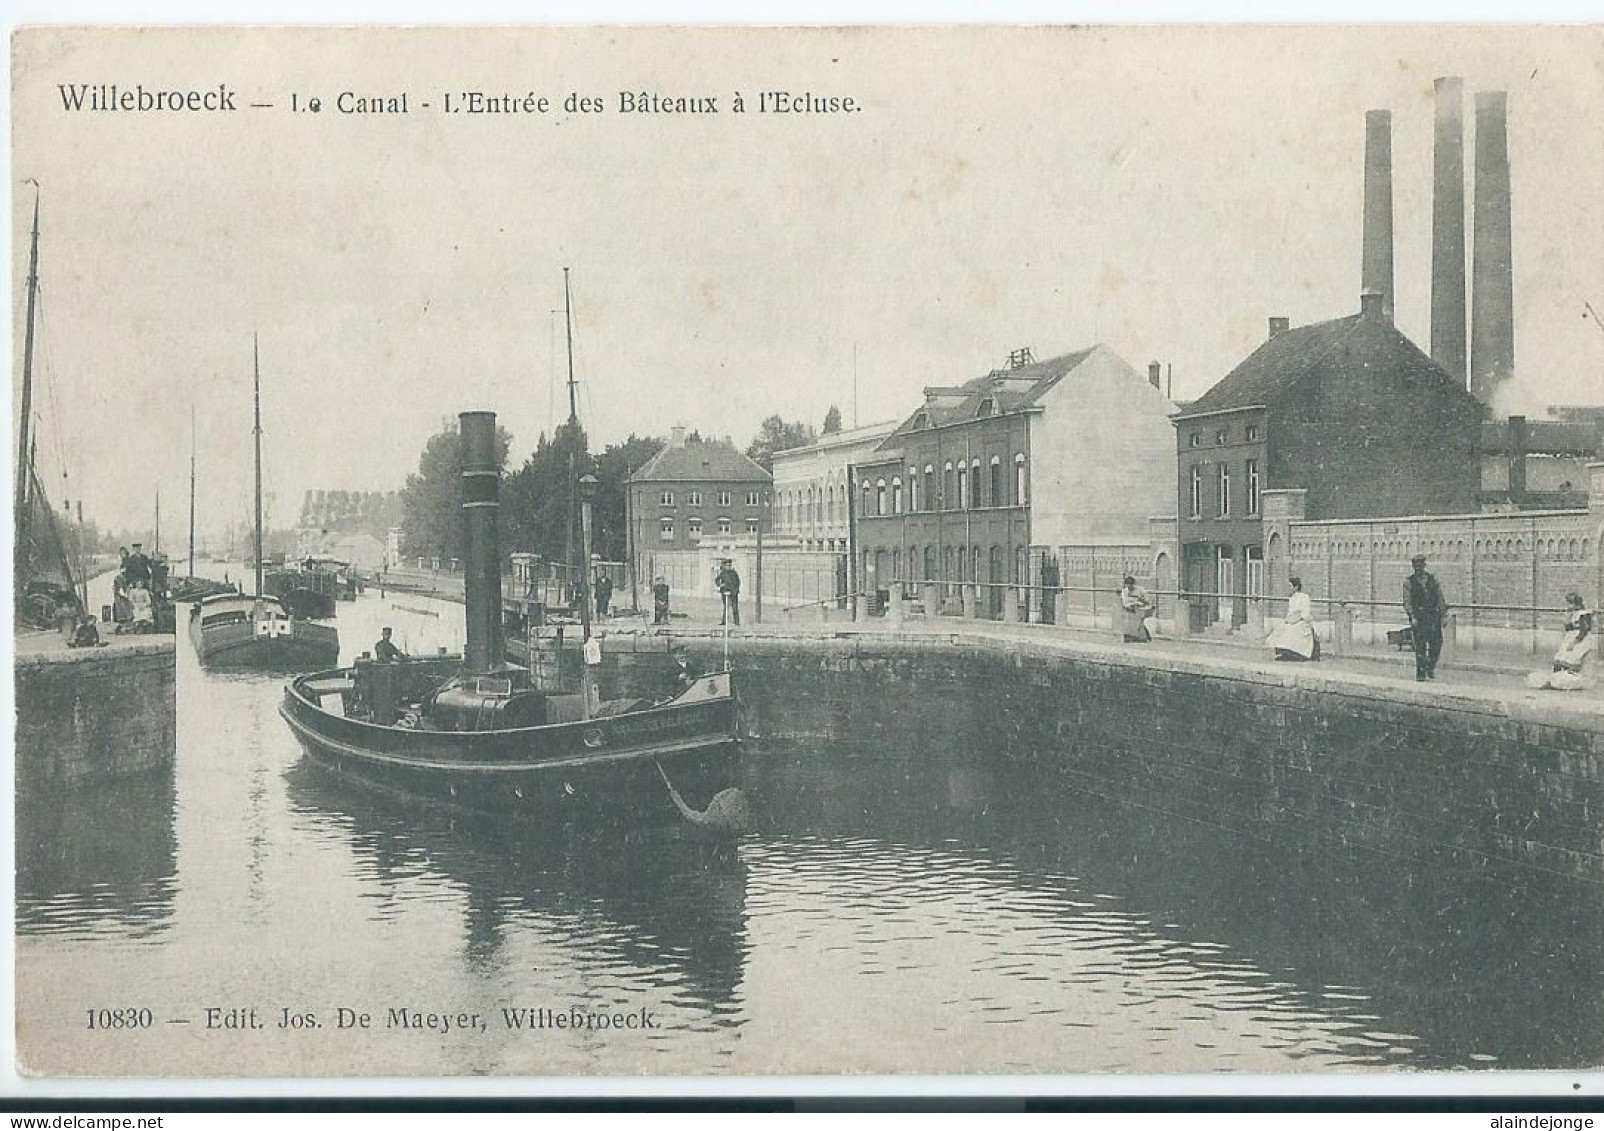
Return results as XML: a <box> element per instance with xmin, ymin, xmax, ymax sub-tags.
<box><xmin>1154</xmin><ymin>551</ymin><xmax>1174</xmax><ymax>617</ymax></box>
<box><xmin>1265</xmin><ymin>532</ymin><xmax>1282</xmax><ymax>591</ymax></box>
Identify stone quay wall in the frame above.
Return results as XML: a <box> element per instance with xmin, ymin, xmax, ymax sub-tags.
<box><xmin>623</xmin><ymin>631</ymin><xmax>1604</xmax><ymax>888</ymax></box>
<box><xmin>14</xmin><ymin>641</ymin><xmax>176</xmax><ymax>786</ymax></box>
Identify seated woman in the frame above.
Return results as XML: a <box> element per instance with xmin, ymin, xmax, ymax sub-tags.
<box><xmin>1265</xmin><ymin>576</ymin><xmax>1318</xmax><ymax>661</ymax></box>
<box><xmin>1526</xmin><ymin>593</ymin><xmax>1594</xmax><ymax>691</ymax></box>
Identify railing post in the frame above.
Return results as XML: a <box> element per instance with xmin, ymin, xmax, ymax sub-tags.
<box><xmin>887</xmin><ymin>589</ymin><xmax>905</xmax><ymax>627</ymax></box>
<box><xmin>1334</xmin><ymin>602</ymin><xmax>1355</xmax><ymax>656</ymax></box>
<box><xmin>1173</xmin><ymin>597</ymin><xmax>1193</xmax><ymax>640</ymax></box>
<box><xmin>1442</xmin><ymin>610</ymin><xmax>1457</xmax><ymax>660</ymax></box>
<box><xmin>1055</xmin><ymin>588</ymin><xmax>1073</xmax><ymax>627</ymax></box>
<box><xmin>1002</xmin><ymin>585</ymin><xmax>1020</xmax><ymax>623</ymax></box>
<box><xmin>962</xmin><ymin>584</ymin><xmax>978</xmax><ymax>619</ymax></box>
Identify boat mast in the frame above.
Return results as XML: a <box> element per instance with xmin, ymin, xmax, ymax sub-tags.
<box><xmin>253</xmin><ymin>333</ymin><xmax>264</xmax><ymax>598</ymax></box>
<box><xmin>14</xmin><ymin>193</ymin><xmax>40</xmax><ymax>558</ymax></box>
<box><xmin>188</xmin><ymin>404</ymin><xmax>196</xmax><ymax>579</ymax></box>
<box><xmin>563</xmin><ymin>267</ymin><xmax>580</xmax><ymax>600</ymax></box>
<box><xmin>154</xmin><ymin>489</ymin><xmax>161</xmax><ymax>555</ymax></box>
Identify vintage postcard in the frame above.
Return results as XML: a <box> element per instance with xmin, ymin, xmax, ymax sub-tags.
<box><xmin>9</xmin><ymin>23</ymin><xmax>1604</xmax><ymax>1086</ymax></box>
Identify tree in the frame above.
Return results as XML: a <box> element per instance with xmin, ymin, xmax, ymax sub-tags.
<box><xmin>746</xmin><ymin>415</ymin><xmax>816</xmax><ymax>472</ymax></box>
<box><xmin>822</xmin><ymin>404</ymin><xmax>843</xmax><ymax>435</ymax></box>
<box><xmin>398</xmin><ymin>418</ymin><xmax>512</xmax><ymax>561</ymax></box>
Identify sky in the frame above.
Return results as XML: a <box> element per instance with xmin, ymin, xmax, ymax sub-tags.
<box><xmin>10</xmin><ymin>23</ymin><xmax>1604</xmax><ymax>545</ymax></box>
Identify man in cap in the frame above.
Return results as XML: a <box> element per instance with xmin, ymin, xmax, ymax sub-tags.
<box><xmin>1403</xmin><ymin>554</ymin><xmax>1448</xmax><ymax>681</ymax></box>
<box><xmin>373</xmin><ymin>626</ymin><xmax>408</xmax><ymax>662</ymax></box>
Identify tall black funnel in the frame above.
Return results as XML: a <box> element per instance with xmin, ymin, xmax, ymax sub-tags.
<box><xmin>459</xmin><ymin>411</ymin><xmax>504</xmax><ymax>674</ymax></box>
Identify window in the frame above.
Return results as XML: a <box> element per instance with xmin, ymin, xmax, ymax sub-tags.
<box><xmin>892</xmin><ymin>477</ymin><xmax>904</xmax><ymax>514</ymax></box>
<box><xmin>747</xmin><ymin>491</ymin><xmax>761</xmax><ymax>506</ymax></box>
<box><xmin>876</xmin><ymin>479</ymin><xmax>887</xmax><ymax>516</ymax></box>
<box><xmin>1015</xmin><ymin>454</ymin><xmax>1027</xmax><ymax>506</ymax></box>
<box><xmin>659</xmin><ymin>518</ymin><xmax>674</xmax><ymax>541</ymax></box>
<box><xmin>907</xmin><ymin>467</ymin><xmax>918</xmax><ymax>511</ymax></box>
<box><xmin>1189</xmin><ymin>465</ymin><xmax>1203</xmax><ymax>518</ymax></box>
<box><xmin>1217</xmin><ymin>463</ymin><xmax>1231</xmax><ymax>517</ymax></box>
<box><xmin>957</xmin><ymin>465</ymin><xmax>968</xmax><ymax>509</ymax></box>
<box><xmin>976</xmin><ymin>397</ymin><xmax>996</xmax><ymax>418</ymax></box>
<box><xmin>746</xmin><ymin>518</ymin><xmax>759</xmax><ymax>534</ymax></box>
<box><xmin>717</xmin><ymin>517</ymin><xmax>732</xmax><ymax>536</ymax></box>
<box><xmin>923</xmin><ymin>465</ymin><xmax>934</xmax><ymax>512</ymax></box>
<box><xmin>688</xmin><ymin>517</ymin><xmax>703</xmax><ymax>542</ymax></box>
<box><xmin>861</xmin><ymin>479</ymin><xmax>871</xmax><ymax>515</ymax></box>
<box><xmin>912</xmin><ymin>411</ymin><xmax>931</xmax><ymax>430</ymax></box>
<box><xmin>660</xmin><ymin>490</ymin><xmax>675</xmax><ymax>506</ymax></box>
<box><xmin>1246</xmin><ymin>424</ymin><xmax>1260</xmax><ymax>442</ymax></box>
<box><xmin>944</xmin><ymin>462</ymin><xmax>955</xmax><ymax>509</ymax></box>
<box><xmin>989</xmin><ymin>456</ymin><xmax>1002</xmax><ymax>507</ymax></box>
<box><xmin>1216</xmin><ymin>428</ymin><xmax>1228</xmax><ymax>445</ymax></box>
<box><xmin>718</xmin><ymin>490</ymin><xmax>732</xmax><ymax>507</ymax></box>
<box><xmin>924</xmin><ymin>545</ymin><xmax>935</xmax><ymax>581</ymax></box>
<box><xmin>1246</xmin><ymin>459</ymin><xmax>1260</xmax><ymax>516</ymax></box>
<box><xmin>1245</xmin><ymin>546</ymin><xmax>1264</xmax><ymax>599</ymax></box>
<box><xmin>1189</xmin><ymin>432</ymin><xmax>1201</xmax><ymax>448</ymax></box>
<box><xmin>687</xmin><ymin>490</ymin><xmax>702</xmax><ymax>507</ymax></box>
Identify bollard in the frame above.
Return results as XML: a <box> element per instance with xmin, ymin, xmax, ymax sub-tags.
<box><xmin>922</xmin><ymin>583</ymin><xmax>939</xmax><ymax>618</ymax></box>
<box><xmin>962</xmin><ymin>585</ymin><xmax>978</xmax><ymax>619</ymax></box>
<box><xmin>1245</xmin><ymin>598</ymin><xmax>1266</xmax><ymax>640</ymax></box>
<box><xmin>815</xmin><ymin>601</ymin><xmax>829</xmax><ymax>625</ymax></box>
<box><xmin>1002</xmin><ymin>587</ymin><xmax>1020</xmax><ymax>623</ymax></box>
<box><xmin>1442</xmin><ymin>611</ymin><xmax>1457</xmax><ymax>660</ymax></box>
<box><xmin>1055</xmin><ymin>591</ymin><xmax>1074</xmax><ymax>628</ymax></box>
<box><xmin>854</xmin><ymin>595</ymin><xmax>870</xmax><ymax>624</ymax></box>
<box><xmin>1172</xmin><ymin>598</ymin><xmax>1193</xmax><ymax>640</ymax></box>
<box><xmin>1334</xmin><ymin>603</ymin><xmax>1355</xmax><ymax>655</ymax></box>
<box><xmin>886</xmin><ymin>593</ymin><xmax>904</xmax><ymax>628</ymax></box>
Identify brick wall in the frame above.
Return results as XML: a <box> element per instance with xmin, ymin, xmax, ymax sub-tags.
<box><xmin>661</xmin><ymin>633</ymin><xmax>1604</xmax><ymax>887</ymax></box>
<box><xmin>15</xmin><ymin>642</ymin><xmax>176</xmax><ymax>786</ymax></box>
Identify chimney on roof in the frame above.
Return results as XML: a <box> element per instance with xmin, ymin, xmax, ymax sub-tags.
<box><xmin>670</xmin><ymin>425</ymin><xmax>686</xmax><ymax>448</ymax></box>
<box><xmin>1471</xmin><ymin>90</ymin><xmax>1515</xmax><ymax>405</ymax></box>
<box><xmin>1431</xmin><ymin>77</ymin><xmax>1468</xmax><ymax>385</ymax></box>
<box><xmin>1147</xmin><ymin>361</ymin><xmax>1162</xmax><ymax>389</ymax></box>
<box><xmin>1007</xmin><ymin>347</ymin><xmax>1035</xmax><ymax>370</ymax></box>
<box><xmin>1360</xmin><ymin>289</ymin><xmax>1386</xmax><ymax>321</ymax></box>
<box><xmin>1361</xmin><ymin>109</ymin><xmax>1395</xmax><ymax>322</ymax></box>
<box><xmin>1268</xmin><ymin>316</ymin><xmax>1290</xmax><ymax>338</ymax></box>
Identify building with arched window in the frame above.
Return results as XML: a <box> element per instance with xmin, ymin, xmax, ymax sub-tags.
<box><xmin>769</xmin><ymin>420</ymin><xmax>898</xmax><ymax>554</ymax></box>
<box><xmin>853</xmin><ymin>343</ymin><xmax>1176</xmax><ymax>618</ymax></box>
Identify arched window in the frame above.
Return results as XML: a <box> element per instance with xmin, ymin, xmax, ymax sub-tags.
<box><xmin>875</xmin><ymin>478</ymin><xmax>887</xmax><ymax>516</ymax></box>
<box><xmin>971</xmin><ymin>459</ymin><xmax>983</xmax><ymax>508</ymax></box>
<box><xmin>907</xmin><ymin>466</ymin><xmax>919</xmax><ymax>511</ymax></box>
<box><xmin>1015</xmin><ymin>454</ymin><xmax>1027</xmax><ymax>506</ymax></box>
<box><xmin>944</xmin><ymin>461</ymin><xmax>955</xmax><ymax>509</ymax></box>
<box><xmin>861</xmin><ymin>479</ymin><xmax>871</xmax><ymax>515</ymax></box>
<box><xmin>892</xmin><ymin>548</ymin><xmax>901</xmax><ymax>588</ymax></box>
<box><xmin>989</xmin><ymin>455</ymin><xmax>1002</xmax><ymax>507</ymax></box>
<box><xmin>924</xmin><ymin>545</ymin><xmax>935</xmax><ymax>582</ymax></box>
<box><xmin>957</xmin><ymin>465</ymin><xmax>968</xmax><ymax>509</ymax></box>
<box><xmin>892</xmin><ymin>477</ymin><xmax>904</xmax><ymax>514</ymax></box>
<box><xmin>923</xmin><ymin>465</ymin><xmax>935</xmax><ymax>512</ymax></box>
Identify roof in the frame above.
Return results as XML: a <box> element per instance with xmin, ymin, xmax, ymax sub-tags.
<box><xmin>1177</xmin><ymin>313</ymin><xmax>1477</xmax><ymax>419</ymax></box>
<box><xmin>875</xmin><ymin>347</ymin><xmax>1100</xmax><ymax>451</ymax></box>
<box><xmin>629</xmin><ymin>437</ymin><xmax>771</xmax><ymax>484</ymax></box>
<box><xmin>1480</xmin><ymin>418</ymin><xmax>1600</xmax><ymax>455</ymax></box>
<box><xmin>773</xmin><ymin>420</ymin><xmax>899</xmax><ymax>459</ymax></box>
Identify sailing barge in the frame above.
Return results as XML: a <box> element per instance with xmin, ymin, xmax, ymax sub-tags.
<box><xmin>279</xmin><ymin>412</ymin><xmax>740</xmax><ymax>824</ymax></box>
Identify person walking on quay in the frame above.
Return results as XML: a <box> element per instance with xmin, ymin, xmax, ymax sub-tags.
<box><xmin>716</xmin><ymin>560</ymin><xmax>742</xmax><ymax>626</ymax></box>
<box><xmin>1118</xmin><ymin>575</ymin><xmax>1155</xmax><ymax>643</ymax></box>
<box><xmin>1266</xmin><ymin>576</ymin><xmax>1318</xmax><ymax>661</ymax></box>
<box><xmin>1526</xmin><ymin>592</ymin><xmax>1595</xmax><ymax>691</ymax></box>
<box><xmin>594</xmin><ymin>570</ymin><xmax>613</xmax><ymax>619</ymax></box>
<box><xmin>653</xmin><ymin>576</ymin><xmax>671</xmax><ymax>624</ymax></box>
<box><xmin>1404</xmin><ymin>554</ymin><xmax>1448</xmax><ymax>681</ymax></box>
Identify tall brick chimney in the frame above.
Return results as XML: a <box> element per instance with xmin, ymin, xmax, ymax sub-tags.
<box><xmin>1431</xmin><ymin>77</ymin><xmax>1468</xmax><ymax>385</ymax></box>
<box><xmin>1471</xmin><ymin>91</ymin><xmax>1515</xmax><ymax>404</ymax></box>
<box><xmin>1362</xmin><ymin>110</ymin><xmax>1395</xmax><ymax>321</ymax></box>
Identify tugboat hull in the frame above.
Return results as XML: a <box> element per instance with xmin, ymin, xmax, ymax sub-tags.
<box><xmin>188</xmin><ymin>596</ymin><xmax>341</xmax><ymax>671</ymax></box>
<box><xmin>279</xmin><ymin>669</ymin><xmax>741</xmax><ymax>823</ymax></box>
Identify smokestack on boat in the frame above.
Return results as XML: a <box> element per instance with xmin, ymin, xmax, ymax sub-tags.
<box><xmin>460</xmin><ymin>410</ymin><xmax>504</xmax><ymax>674</ymax></box>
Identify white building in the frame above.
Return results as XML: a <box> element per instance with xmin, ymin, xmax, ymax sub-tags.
<box><xmin>771</xmin><ymin>421</ymin><xmax>899</xmax><ymax>553</ymax></box>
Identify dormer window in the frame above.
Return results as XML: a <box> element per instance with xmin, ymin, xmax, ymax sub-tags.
<box><xmin>911</xmin><ymin>411</ymin><xmax>931</xmax><ymax>430</ymax></box>
<box><xmin>976</xmin><ymin>398</ymin><xmax>996</xmax><ymax>418</ymax></box>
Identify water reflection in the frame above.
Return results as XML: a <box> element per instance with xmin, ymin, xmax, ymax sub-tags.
<box><xmin>282</xmin><ymin>759</ymin><xmax>751</xmax><ymax>1020</ymax></box>
<box><xmin>15</xmin><ymin>766</ymin><xmax>177</xmax><ymax>941</ymax></box>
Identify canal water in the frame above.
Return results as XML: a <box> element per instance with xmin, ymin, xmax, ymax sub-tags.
<box><xmin>15</xmin><ymin>582</ymin><xmax>1603</xmax><ymax>1076</ymax></box>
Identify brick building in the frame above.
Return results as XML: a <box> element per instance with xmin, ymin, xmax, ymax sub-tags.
<box><xmin>626</xmin><ymin>428</ymin><xmax>771</xmax><ymax>597</ymax></box>
<box><xmin>854</xmin><ymin>344</ymin><xmax>1175</xmax><ymax>617</ymax></box>
<box><xmin>1174</xmin><ymin>294</ymin><xmax>1484</xmax><ymax>627</ymax></box>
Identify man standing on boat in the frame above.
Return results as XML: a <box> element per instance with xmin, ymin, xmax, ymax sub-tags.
<box><xmin>374</xmin><ymin>626</ymin><xmax>408</xmax><ymax>662</ymax></box>
<box><xmin>1403</xmin><ymin>554</ymin><xmax>1448</xmax><ymax>682</ymax></box>
<box><xmin>716</xmin><ymin>560</ymin><xmax>742</xmax><ymax>626</ymax></box>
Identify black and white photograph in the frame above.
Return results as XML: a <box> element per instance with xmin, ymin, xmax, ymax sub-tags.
<box><xmin>8</xmin><ymin>22</ymin><xmax>1604</xmax><ymax>1088</ymax></box>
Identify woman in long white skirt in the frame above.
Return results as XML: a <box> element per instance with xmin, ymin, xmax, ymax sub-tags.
<box><xmin>1266</xmin><ymin>576</ymin><xmax>1317</xmax><ymax>661</ymax></box>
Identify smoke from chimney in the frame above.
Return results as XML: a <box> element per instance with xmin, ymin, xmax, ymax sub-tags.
<box><xmin>1431</xmin><ymin>77</ymin><xmax>1468</xmax><ymax>385</ymax></box>
<box><xmin>1471</xmin><ymin>91</ymin><xmax>1515</xmax><ymax>405</ymax></box>
<box><xmin>1362</xmin><ymin>109</ymin><xmax>1395</xmax><ymax>321</ymax></box>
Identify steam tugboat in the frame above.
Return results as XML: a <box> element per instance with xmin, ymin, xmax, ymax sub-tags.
<box><xmin>278</xmin><ymin>412</ymin><xmax>742</xmax><ymax>827</ymax></box>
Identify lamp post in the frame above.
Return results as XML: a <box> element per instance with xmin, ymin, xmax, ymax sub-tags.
<box><xmin>578</xmin><ymin>473</ymin><xmax>597</xmax><ymax>643</ymax></box>
<box><xmin>755</xmin><ymin>489</ymin><xmax>767</xmax><ymax>625</ymax></box>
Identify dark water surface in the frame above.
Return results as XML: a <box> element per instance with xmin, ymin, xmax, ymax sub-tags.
<box><xmin>15</xmin><ymin>584</ymin><xmax>1603</xmax><ymax>1075</ymax></box>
